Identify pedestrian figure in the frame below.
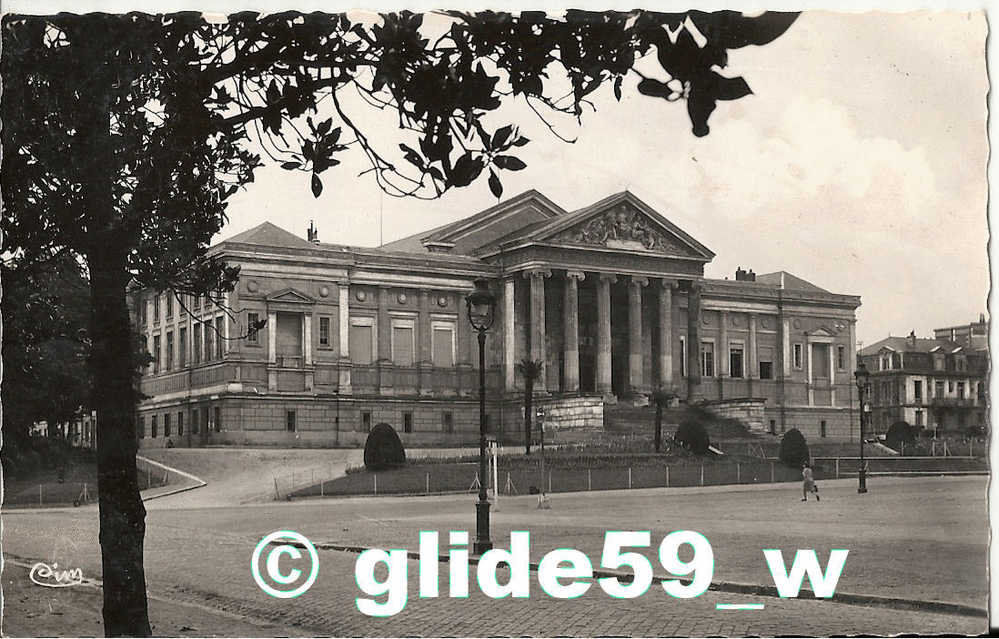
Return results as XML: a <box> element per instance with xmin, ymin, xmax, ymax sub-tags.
<box><xmin>802</xmin><ymin>462</ymin><xmax>819</xmax><ymax>501</ymax></box>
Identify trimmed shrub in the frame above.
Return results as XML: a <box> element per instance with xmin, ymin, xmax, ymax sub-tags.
<box><xmin>674</xmin><ymin>419</ymin><xmax>711</xmax><ymax>455</ymax></box>
<box><xmin>779</xmin><ymin>428</ymin><xmax>810</xmax><ymax>468</ymax></box>
<box><xmin>885</xmin><ymin>421</ymin><xmax>915</xmax><ymax>452</ymax></box>
<box><xmin>363</xmin><ymin>423</ymin><xmax>407</xmax><ymax>471</ymax></box>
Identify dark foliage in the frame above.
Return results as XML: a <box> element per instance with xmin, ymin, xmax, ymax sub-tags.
<box><xmin>885</xmin><ymin>421</ymin><xmax>916</xmax><ymax>451</ymax></box>
<box><xmin>364</xmin><ymin>423</ymin><xmax>407</xmax><ymax>471</ymax></box>
<box><xmin>674</xmin><ymin>418</ymin><xmax>711</xmax><ymax>455</ymax></box>
<box><xmin>779</xmin><ymin>428</ymin><xmax>810</xmax><ymax>468</ymax></box>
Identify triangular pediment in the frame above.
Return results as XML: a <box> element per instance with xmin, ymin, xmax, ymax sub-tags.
<box><xmin>536</xmin><ymin>193</ymin><xmax>714</xmax><ymax>260</ymax></box>
<box><xmin>808</xmin><ymin>326</ymin><xmax>838</xmax><ymax>338</ymax></box>
<box><xmin>266</xmin><ymin>288</ymin><xmax>314</xmax><ymax>304</ymax></box>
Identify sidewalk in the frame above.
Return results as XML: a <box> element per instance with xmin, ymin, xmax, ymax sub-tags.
<box><xmin>1</xmin><ymin>563</ymin><xmax>307</xmax><ymax>637</ymax></box>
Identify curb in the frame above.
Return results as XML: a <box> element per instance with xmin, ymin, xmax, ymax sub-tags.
<box><xmin>137</xmin><ymin>455</ymin><xmax>207</xmax><ymax>502</ymax></box>
<box><xmin>272</xmin><ymin>540</ymin><xmax>987</xmax><ymax>619</ymax></box>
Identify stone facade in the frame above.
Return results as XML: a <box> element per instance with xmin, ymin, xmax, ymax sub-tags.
<box><xmin>132</xmin><ymin>190</ymin><xmax>862</xmax><ymax>447</ymax></box>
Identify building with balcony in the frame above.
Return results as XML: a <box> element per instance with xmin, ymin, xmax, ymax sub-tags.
<box><xmin>131</xmin><ymin>190</ymin><xmax>862</xmax><ymax>448</ymax></box>
<box><xmin>858</xmin><ymin>330</ymin><xmax>988</xmax><ymax>434</ymax></box>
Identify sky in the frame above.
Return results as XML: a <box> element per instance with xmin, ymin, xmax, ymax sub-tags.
<box><xmin>208</xmin><ymin>10</ymin><xmax>989</xmax><ymax>349</ymax></box>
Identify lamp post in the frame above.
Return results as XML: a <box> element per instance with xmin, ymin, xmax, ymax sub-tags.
<box><xmin>466</xmin><ymin>279</ymin><xmax>496</xmax><ymax>554</ymax></box>
<box><xmin>854</xmin><ymin>361</ymin><xmax>870</xmax><ymax>494</ymax></box>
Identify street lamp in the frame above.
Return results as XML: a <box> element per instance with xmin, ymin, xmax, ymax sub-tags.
<box><xmin>854</xmin><ymin>360</ymin><xmax>870</xmax><ymax>494</ymax></box>
<box><xmin>466</xmin><ymin>279</ymin><xmax>497</xmax><ymax>554</ymax></box>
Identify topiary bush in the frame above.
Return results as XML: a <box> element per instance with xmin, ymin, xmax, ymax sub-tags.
<box><xmin>779</xmin><ymin>428</ymin><xmax>810</xmax><ymax>468</ymax></box>
<box><xmin>674</xmin><ymin>418</ymin><xmax>711</xmax><ymax>455</ymax></box>
<box><xmin>885</xmin><ymin>421</ymin><xmax>915</xmax><ymax>452</ymax></box>
<box><xmin>363</xmin><ymin>423</ymin><xmax>406</xmax><ymax>471</ymax></box>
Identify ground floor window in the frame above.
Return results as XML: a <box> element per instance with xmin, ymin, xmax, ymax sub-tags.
<box><xmin>286</xmin><ymin>410</ymin><xmax>296</xmax><ymax>432</ymax></box>
<box><xmin>151</xmin><ymin>415</ymin><xmax>158</xmax><ymax>438</ymax></box>
<box><xmin>820</xmin><ymin>420</ymin><xmax>827</xmax><ymax>438</ymax></box>
<box><xmin>178</xmin><ymin>411</ymin><xmax>184</xmax><ymax>436</ymax></box>
<box><xmin>361</xmin><ymin>411</ymin><xmax>372</xmax><ymax>432</ymax></box>
<box><xmin>759</xmin><ymin>360</ymin><xmax>773</xmax><ymax>380</ymax></box>
<box><xmin>403</xmin><ymin>412</ymin><xmax>413</xmax><ymax>433</ymax></box>
<box><xmin>700</xmin><ymin>342</ymin><xmax>714</xmax><ymax>377</ymax></box>
<box><xmin>192</xmin><ymin>408</ymin><xmax>200</xmax><ymax>434</ymax></box>
<box><xmin>729</xmin><ymin>345</ymin><xmax>744</xmax><ymax>378</ymax></box>
<box><xmin>442</xmin><ymin>411</ymin><xmax>454</xmax><ymax>434</ymax></box>
<box><xmin>915</xmin><ymin>410</ymin><xmax>924</xmax><ymax>426</ymax></box>
<box><xmin>138</xmin><ymin>416</ymin><xmax>145</xmax><ymax>439</ymax></box>
<box><xmin>164</xmin><ymin>413</ymin><xmax>171</xmax><ymax>437</ymax></box>
<box><xmin>214</xmin><ymin>406</ymin><xmax>222</xmax><ymax>432</ymax></box>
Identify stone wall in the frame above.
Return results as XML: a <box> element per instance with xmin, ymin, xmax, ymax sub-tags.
<box><xmin>702</xmin><ymin>398</ymin><xmax>767</xmax><ymax>432</ymax></box>
<box><xmin>764</xmin><ymin>406</ymin><xmax>855</xmax><ymax>441</ymax></box>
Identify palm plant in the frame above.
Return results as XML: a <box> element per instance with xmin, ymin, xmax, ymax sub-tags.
<box><xmin>650</xmin><ymin>387</ymin><xmax>678</xmax><ymax>453</ymax></box>
<box><xmin>516</xmin><ymin>359</ymin><xmax>544</xmax><ymax>455</ymax></box>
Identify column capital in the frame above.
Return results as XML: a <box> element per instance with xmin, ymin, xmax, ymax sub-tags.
<box><xmin>630</xmin><ymin>276</ymin><xmax>650</xmax><ymax>288</ymax></box>
<box><xmin>689</xmin><ymin>279</ymin><xmax>704</xmax><ymax>293</ymax></box>
<box><xmin>565</xmin><ymin>270</ymin><xmax>586</xmax><ymax>282</ymax></box>
<box><xmin>523</xmin><ymin>268</ymin><xmax>552</xmax><ymax>280</ymax></box>
<box><xmin>659</xmin><ymin>277</ymin><xmax>678</xmax><ymax>290</ymax></box>
<box><xmin>598</xmin><ymin>272</ymin><xmax>618</xmax><ymax>284</ymax></box>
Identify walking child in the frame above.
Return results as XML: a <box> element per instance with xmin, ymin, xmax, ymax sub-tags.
<box><xmin>801</xmin><ymin>461</ymin><xmax>819</xmax><ymax>501</ymax></box>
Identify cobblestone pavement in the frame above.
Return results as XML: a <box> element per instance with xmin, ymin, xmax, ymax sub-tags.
<box><xmin>3</xmin><ymin>476</ymin><xmax>988</xmax><ymax>636</ymax></box>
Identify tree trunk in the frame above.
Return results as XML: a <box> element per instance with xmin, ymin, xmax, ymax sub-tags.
<box><xmin>655</xmin><ymin>403</ymin><xmax>662</xmax><ymax>453</ymax></box>
<box><xmin>523</xmin><ymin>379</ymin><xmax>533</xmax><ymax>455</ymax></box>
<box><xmin>88</xmin><ymin>247</ymin><xmax>152</xmax><ymax>637</ymax></box>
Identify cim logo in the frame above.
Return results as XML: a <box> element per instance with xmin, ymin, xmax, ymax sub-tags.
<box><xmin>29</xmin><ymin>562</ymin><xmax>86</xmax><ymax>588</ymax></box>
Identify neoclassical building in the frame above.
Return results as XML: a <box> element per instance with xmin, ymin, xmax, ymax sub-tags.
<box><xmin>133</xmin><ymin>190</ymin><xmax>862</xmax><ymax>448</ymax></box>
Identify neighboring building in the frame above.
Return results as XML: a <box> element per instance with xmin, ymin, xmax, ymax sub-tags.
<box><xmin>131</xmin><ymin>190</ymin><xmax>861</xmax><ymax>448</ymax></box>
<box><xmin>858</xmin><ymin>330</ymin><xmax>987</xmax><ymax>434</ymax></box>
<box><xmin>32</xmin><ymin>410</ymin><xmax>98</xmax><ymax>449</ymax></box>
<box><xmin>933</xmin><ymin>314</ymin><xmax>988</xmax><ymax>351</ymax></box>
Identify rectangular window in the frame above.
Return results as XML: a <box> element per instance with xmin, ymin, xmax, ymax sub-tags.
<box><xmin>432</xmin><ymin>322</ymin><xmax>456</xmax><ymax>367</ymax></box>
<box><xmin>178</xmin><ymin>412</ymin><xmax>184</xmax><ymax>436</ymax></box>
<box><xmin>286</xmin><ymin>410</ymin><xmax>297</xmax><ymax>432</ymax></box>
<box><xmin>837</xmin><ymin>345</ymin><xmax>846</xmax><ymax>371</ymax></box>
<box><xmin>179</xmin><ymin>327</ymin><xmax>187</xmax><ymax>368</ymax></box>
<box><xmin>153</xmin><ymin>335</ymin><xmax>161</xmax><ymax>373</ymax></box>
<box><xmin>165</xmin><ymin>331</ymin><xmax>174</xmax><ymax>372</ymax></box>
<box><xmin>442</xmin><ymin>411</ymin><xmax>454</xmax><ymax>434</ymax></box>
<box><xmin>350</xmin><ymin>318</ymin><xmax>375</xmax><ymax>365</ymax></box>
<box><xmin>391</xmin><ymin>319</ymin><xmax>415</xmax><ymax>366</ymax></box>
<box><xmin>769</xmin><ymin>419</ymin><xmax>776</xmax><ymax>435</ymax></box>
<box><xmin>247</xmin><ymin>312</ymin><xmax>260</xmax><ymax>344</ymax></box>
<box><xmin>403</xmin><ymin>412</ymin><xmax>413</xmax><ymax>434</ymax></box>
<box><xmin>193</xmin><ymin>323</ymin><xmax>202</xmax><ymax>364</ymax></box>
<box><xmin>154</xmin><ymin>295</ymin><xmax>161</xmax><ymax>325</ymax></box>
<box><xmin>194</xmin><ymin>294</ymin><xmax>201</xmax><ymax>310</ymax></box>
<box><xmin>820</xmin><ymin>420</ymin><xmax>827</xmax><ymax>438</ymax></box>
<box><xmin>361</xmin><ymin>411</ymin><xmax>372</xmax><ymax>433</ymax></box>
<box><xmin>138</xmin><ymin>416</ymin><xmax>145</xmax><ymax>439</ymax></box>
<box><xmin>948</xmin><ymin>380</ymin><xmax>955</xmax><ymax>393</ymax></box>
<box><xmin>915</xmin><ymin>410</ymin><xmax>924</xmax><ymax>427</ymax></box>
<box><xmin>213</xmin><ymin>406</ymin><xmax>221</xmax><ymax>433</ymax></box>
<box><xmin>958</xmin><ymin>382</ymin><xmax>965</xmax><ymax>399</ymax></box>
<box><xmin>729</xmin><ymin>345</ymin><xmax>744</xmax><ymax>378</ymax></box>
<box><xmin>151</xmin><ymin>415</ymin><xmax>158</xmax><ymax>439</ymax></box>
<box><xmin>164</xmin><ymin>413</ymin><xmax>172</xmax><ymax>438</ymax></box>
<box><xmin>935</xmin><ymin>380</ymin><xmax>945</xmax><ymax>397</ymax></box>
<box><xmin>934</xmin><ymin>355</ymin><xmax>945</xmax><ymax>371</ymax></box>
<box><xmin>914</xmin><ymin>380</ymin><xmax>923</xmax><ymax>402</ymax></box>
<box><xmin>793</xmin><ymin>343</ymin><xmax>803</xmax><ymax>369</ymax></box>
<box><xmin>700</xmin><ymin>342</ymin><xmax>714</xmax><ymax>378</ymax></box>
<box><xmin>204</xmin><ymin>321</ymin><xmax>214</xmax><ymax>362</ymax></box>
<box><xmin>215</xmin><ymin>316</ymin><xmax>224</xmax><ymax>359</ymax></box>
<box><xmin>759</xmin><ymin>361</ymin><xmax>773</xmax><ymax>380</ymax></box>
<box><xmin>141</xmin><ymin>300</ymin><xmax>148</xmax><ymax>327</ymax></box>
<box><xmin>319</xmin><ymin>316</ymin><xmax>331</xmax><ymax>347</ymax></box>
<box><xmin>166</xmin><ymin>294</ymin><xmax>173</xmax><ymax>319</ymax></box>
<box><xmin>192</xmin><ymin>408</ymin><xmax>200</xmax><ymax>434</ymax></box>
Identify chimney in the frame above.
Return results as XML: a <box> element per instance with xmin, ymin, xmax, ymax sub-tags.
<box><xmin>307</xmin><ymin>220</ymin><xmax>319</xmax><ymax>244</ymax></box>
<box><xmin>735</xmin><ymin>267</ymin><xmax>756</xmax><ymax>282</ymax></box>
<box><xmin>908</xmin><ymin>330</ymin><xmax>917</xmax><ymax>347</ymax></box>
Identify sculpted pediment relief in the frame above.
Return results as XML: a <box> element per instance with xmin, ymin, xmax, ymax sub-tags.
<box><xmin>549</xmin><ymin>202</ymin><xmax>700</xmax><ymax>257</ymax></box>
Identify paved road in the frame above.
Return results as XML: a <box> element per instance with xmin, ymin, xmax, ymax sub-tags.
<box><xmin>2</xmin><ymin>475</ymin><xmax>987</xmax><ymax>635</ymax></box>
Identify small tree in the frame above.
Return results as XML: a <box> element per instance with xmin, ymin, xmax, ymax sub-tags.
<box><xmin>516</xmin><ymin>359</ymin><xmax>544</xmax><ymax>454</ymax></box>
<box><xmin>674</xmin><ymin>418</ymin><xmax>710</xmax><ymax>455</ymax></box>
<box><xmin>779</xmin><ymin>428</ymin><xmax>810</xmax><ymax>468</ymax></box>
<box><xmin>650</xmin><ymin>387</ymin><xmax>677</xmax><ymax>453</ymax></box>
<box><xmin>886</xmin><ymin>420</ymin><xmax>915</xmax><ymax>453</ymax></box>
<box><xmin>363</xmin><ymin>423</ymin><xmax>407</xmax><ymax>471</ymax></box>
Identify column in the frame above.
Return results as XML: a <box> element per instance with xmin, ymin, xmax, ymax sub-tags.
<box><xmin>806</xmin><ymin>337</ymin><xmax>814</xmax><ymax>406</ymax></box>
<box><xmin>686</xmin><ymin>282</ymin><xmax>702</xmax><ymax>400</ymax></box>
<box><xmin>658</xmin><ymin>280</ymin><xmax>674</xmax><ymax>389</ymax></box>
<box><xmin>525</xmin><ymin>269</ymin><xmax>551</xmax><ymax>390</ymax></box>
<box><xmin>748</xmin><ymin>313</ymin><xmax>758</xmax><ymax>379</ymax></box>
<box><xmin>504</xmin><ymin>278</ymin><xmax>516</xmax><ymax>392</ymax></box>
<box><xmin>337</xmin><ymin>282</ymin><xmax>351</xmax><ymax>393</ymax></box>
<box><xmin>418</xmin><ymin>289</ymin><xmax>432</xmax><ymax>396</ymax></box>
<box><xmin>628</xmin><ymin>276</ymin><xmax>649</xmax><ymax>395</ymax></box>
<box><xmin>563</xmin><ymin>271</ymin><xmax>584</xmax><ymax>393</ymax></box>
<box><xmin>829</xmin><ymin>340</ymin><xmax>837</xmax><ymax>407</ymax></box>
<box><xmin>377</xmin><ymin>287</ymin><xmax>393</xmax><ymax>394</ymax></box>
<box><xmin>596</xmin><ymin>273</ymin><xmax>616</xmax><ymax>398</ymax></box>
<box><xmin>456</xmin><ymin>289</ymin><xmax>473</xmax><ymax>397</ymax></box>
<box><xmin>720</xmin><ymin>310</ymin><xmax>730</xmax><ymax>378</ymax></box>
<box><xmin>303</xmin><ymin>313</ymin><xmax>313</xmax><ymax>366</ymax></box>
<box><xmin>267</xmin><ymin>311</ymin><xmax>277</xmax><ymax>363</ymax></box>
